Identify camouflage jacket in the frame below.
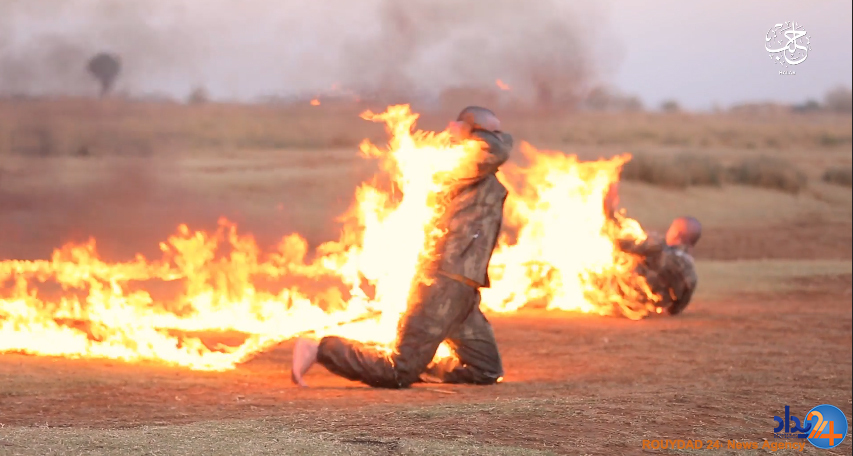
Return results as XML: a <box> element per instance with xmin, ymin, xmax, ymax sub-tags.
<box><xmin>618</xmin><ymin>234</ymin><xmax>698</xmax><ymax>315</ymax></box>
<box><xmin>431</xmin><ymin>129</ymin><xmax>513</xmax><ymax>288</ymax></box>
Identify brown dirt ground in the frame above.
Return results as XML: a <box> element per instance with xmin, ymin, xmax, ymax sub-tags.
<box><xmin>694</xmin><ymin>221</ymin><xmax>853</xmax><ymax>261</ymax></box>
<box><xmin>1</xmin><ymin>271</ymin><xmax>850</xmax><ymax>455</ymax></box>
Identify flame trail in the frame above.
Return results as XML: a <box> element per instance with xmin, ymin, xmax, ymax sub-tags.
<box><xmin>0</xmin><ymin>105</ymin><xmax>657</xmax><ymax>371</ymax></box>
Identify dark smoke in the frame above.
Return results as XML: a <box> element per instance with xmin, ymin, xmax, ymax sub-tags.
<box><xmin>345</xmin><ymin>0</ymin><xmax>612</xmax><ymax>106</ymax></box>
<box><xmin>0</xmin><ymin>0</ymin><xmax>618</xmax><ymax>105</ymax></box>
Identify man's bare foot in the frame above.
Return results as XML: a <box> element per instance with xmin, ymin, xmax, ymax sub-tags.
<box><xmin>291</xmin><ymin>337</ymin><xmax>320</xmax><ymax>387</ymax></box>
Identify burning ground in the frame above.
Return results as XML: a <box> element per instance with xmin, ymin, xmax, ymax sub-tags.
<box><xmin>1</xmin><ymin>105</ymin><xmax>659</xmax><ymax>371</ymax></box>
<box><xmin>0</xmin><ymin>103</ymin><xmax>851</xmax><ymax>455</ymax></box>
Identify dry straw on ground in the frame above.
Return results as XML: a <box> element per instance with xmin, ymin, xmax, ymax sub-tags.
<box><xmin>822</xmin><ymin>166</ymin><xmax>853</xmax><ymax>187</ymax></box>
<box><xmin>1</xmin><ymin>98</ymin><xmax>851</xmax><ymax>157</ymax></box>
<box><xmin>620</xmin><ymin>152</ymin><xmax>723</xmax><ymax>189</ymax></box>
<box><xmin>621</xmin><ymin>152</ymin><xmax>810</xmax><ymax>194</ymax></box>
<box><xmin>725</xmin><ymin>156</ymin><xmax>808</xmax><ymax>194</ymax></box>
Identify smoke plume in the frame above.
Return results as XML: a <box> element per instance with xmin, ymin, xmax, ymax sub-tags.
<box><xmin>0</xmin><ymin>0</ymin><xmax>618</xmax><ymax>104</ymax></box>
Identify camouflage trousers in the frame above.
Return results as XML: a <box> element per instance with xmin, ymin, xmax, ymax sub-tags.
<box><xmin>316</xmin><ymin>275</ymin><xmax>504</xmax><ymax>388</ymax></box>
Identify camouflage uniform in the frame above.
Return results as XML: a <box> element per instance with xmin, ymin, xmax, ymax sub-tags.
<box><xmin>618</xmin><ymin>233</ymin><xmax>698</xmax><ymax>315</ymax></box>
<box><xmin>316</xmin><ymin>129</ymin><xmax>513</xmax><ymax>388</ymax></box>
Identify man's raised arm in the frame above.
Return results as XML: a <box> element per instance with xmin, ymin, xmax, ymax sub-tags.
<box><xmin>617</xmin><ymin>232</ymin><xmax>665</xmax><ymax>258</ymax></box>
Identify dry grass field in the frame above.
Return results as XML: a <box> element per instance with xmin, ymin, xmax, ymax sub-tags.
<box><xmin>1</xmin><ymin>98</ymin><xmax>851</xmax><ymax>455</ymax></box>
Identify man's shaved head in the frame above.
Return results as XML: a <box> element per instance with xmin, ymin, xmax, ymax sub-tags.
<box><xmin>666</xmin><ymin>216</ymin><xmax>702</xmax><ymax>247</ymax></box>
<box><xmin>457</xmin><ymin>106</ymin><xmax>501</xmax><ymax>132</ymax></box>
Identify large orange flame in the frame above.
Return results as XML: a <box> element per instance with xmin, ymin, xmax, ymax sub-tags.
<box><xmin>0</xmin><ymin>105</ymin><xmax>657</xmax><ymax>371</ymax></box>
<box><xmin>484</xmin><ymin>143</ymin><xmax>657</xmax><ymax>319</ymax></box>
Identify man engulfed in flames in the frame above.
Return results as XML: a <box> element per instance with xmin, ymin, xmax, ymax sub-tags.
<box><xmin>292</xmin><ymin>107</ymin><xmax>512</xmax><ymax>388</ymax></box>
<box><xmin>291</xmin><ymin>107</ymin><xmax>703</xmax><ymax>388</ymax></box>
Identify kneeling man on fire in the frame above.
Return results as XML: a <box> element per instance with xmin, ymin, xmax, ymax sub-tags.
<box><xmin>605</xmin><ymin>183</ymin><xmax>702</xmax><ymax>316</ymax></box>
<box><xmin>292</xmin><ymin>106</ymin><xmax>702</xmax><ymax>388</ymax></box>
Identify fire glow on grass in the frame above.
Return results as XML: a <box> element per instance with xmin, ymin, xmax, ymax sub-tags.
<box><xmin>0</xmin><ymin>105</ymin><xmax>658</xmax><ymax>372</ymax></box>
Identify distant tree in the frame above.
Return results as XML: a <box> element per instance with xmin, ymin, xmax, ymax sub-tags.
<box><xmin>660</xmin><ymin>100</ymin><xmax>681</xmax><ymax>113</ymax></box>
<box><xmin>87</xmin><ymin>52</ymin><xmax>121</xmax><ymax>98</ymax></box>
<box><xmin>823</xmin><ymin>86</ymin><xmax>852</xmax><ymax>114</ymax></box>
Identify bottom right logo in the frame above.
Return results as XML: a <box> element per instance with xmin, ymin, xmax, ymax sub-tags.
<box><xmin>805</xmin><ymin>404</ymin><xmax>848</xmax><ymax>449</ymax></box>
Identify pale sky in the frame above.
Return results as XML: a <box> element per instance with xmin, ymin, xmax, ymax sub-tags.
<box><xmin>606</xmin><ymin>0</ymin><xmax>853</xmax><ymax>110</ymax></box>
<box><xmin>1</xmin><ymin>0</ymin><xmax>850</xmax><ymax>110</ymax></box>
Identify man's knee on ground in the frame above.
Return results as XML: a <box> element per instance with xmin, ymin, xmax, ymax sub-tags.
<box><xmin>389</xmin><ymin>357</ymin><xmax>432</xmax><ymax>388</ymax></box>
<box><xmin>422</xmin><ymin>353</ymin><xmax>504</xmax><ymax>385</ymax></box>
<box><xmin>474</xmin><ymin>370</ymin><xmax>503</xmax><ymax>385</ymax></box>
<box><xmin>459</xmin><ymin>364</ymin><xmax>503</xmax><ymax>385</ymax></box>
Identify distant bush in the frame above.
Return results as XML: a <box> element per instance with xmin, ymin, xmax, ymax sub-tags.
<box><xmin>792</xmin><ymin>100</ymin><xmax>821</xmax><ymax>113</ymax></box>
<box><xmin>186</xmin><ymin>86</ymin><xmax>210</xmax><ymax>105</ymax></box>
<box><xmin>74</xmin><ymin>145</ymin><xmax>91</xmax><ymax>157</ymax></box>
<box><xmin>583</xmin><ymin>86</ymin><xmax>645</xmax><ymax>112</ymax></box>
<box><xmin>818</xmin><ymin>133</ymin><xmax>852</xmax><ymax>147</ymax></box>
<box><xmin>10</xmin><ymin>126</ymin><xmax>56</xmax><ymax>157</ymax></box>
<box><xmin>622</xmin><ymin>153</ymin><xmax>809</xmax><ymax>194</ymax></box>
<box><xmin>726</xmin><ymin>156</ymin><xmax>807</xmax><ymax>194</ymax></box>
<box><xmin>660</xmin><ymin>100</ymin><xmax>681</xmax><ymax>113</ymax></box>
<box><xmin>824</xmin><ymin>87</ymin><xmax>852</xmax><ymax>114</ymax></box>
<box><xmin>821</xmin><ymin>166</ymin><xmax>853</xmax><ymax>187</ymax></box>
<box><xmin>621</xmin><ymin>153</ymin><xmax>686</xmax><ymax>188</ymax></box>
<box><xmin>672</xmin><ymin>153</ymin><xmax>724</xmax><ymax>186</ymax></box>
<box><xmin>621</xmin><ymin>152</ymin><xmax>723</xmax><ymax>188</ymax></box>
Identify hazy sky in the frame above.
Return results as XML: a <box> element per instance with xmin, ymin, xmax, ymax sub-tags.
<box><xmin>607</xmin><ymin>0</ymin><xmax>852</xmax><ymax>109</ymax></box>
<box><xmin>1</xmin><ymin>0</ymin><xmax>850</xmax><ymax>110</ymax></box>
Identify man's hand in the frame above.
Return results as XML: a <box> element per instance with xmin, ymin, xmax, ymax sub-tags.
<box><xmin>617</xmin><ymin>232</ymin><xmax>664</xmax><ymax>257</ymax></box>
